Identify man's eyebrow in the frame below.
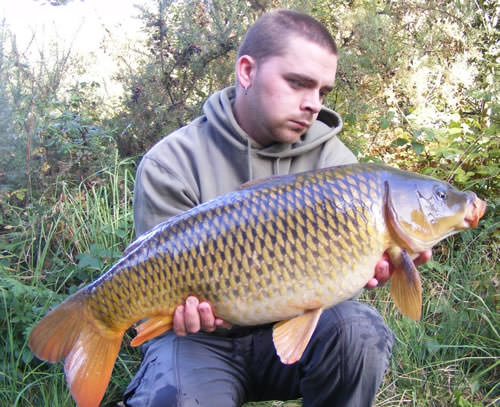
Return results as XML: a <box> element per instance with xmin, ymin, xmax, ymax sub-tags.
<box><xmin>285</xmin><ymin>73</ymin><xmax>316</xmax><ymax>85</ymax></box>
<box><xmin>285</xmin><ymin>73</ymin><xmax>334</xmax><ymax>92</ymax></box>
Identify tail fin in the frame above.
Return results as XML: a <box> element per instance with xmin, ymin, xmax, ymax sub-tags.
<box><xmin>29</xmin><ymin>291</ymin><xmax>123</xmax><ymax>407</ymax></box>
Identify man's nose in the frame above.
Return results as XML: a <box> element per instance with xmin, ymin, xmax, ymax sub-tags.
<box><xmin>301</xmin><ymin>90</ymin><xmax>322</xmax><ymax>113</ymax></box>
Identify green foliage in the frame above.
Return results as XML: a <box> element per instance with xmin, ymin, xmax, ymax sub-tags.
<box><xmin>115</xmin><ymin>0</ymin><xmax>246</xmax><ymax>155</ymax></box>
<box><xmin>379</xmin><ymin>99</ymin><xmax>499</xmax><ymax>203</ymax></box>
<box><xmin>1</xmin><ymin>0</ymin><xmax>499</xmax><ymax>405</ymax></box>
<box><xmin>323</xmin><ymin>0</ymin><xmax>499</xmax><ymax>205</ymax></box>
<box><xmin>0</xmin><ymin>157</ymin><xmax>135</xmax><ymax>403</ymax></box>
<box><xmin>39</xmin><ymin>85</ymin><xmax>116</xmax><ymax>190</ymax></box>
<box><xmin>0</xmin><ymin>25</ymin><xmax>119</xmax><ymax>205</ymax></box>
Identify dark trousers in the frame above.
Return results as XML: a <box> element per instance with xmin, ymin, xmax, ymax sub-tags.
<box><xmin>124</xmin><ymin>301</ymin><xmax>394</xmax><ymax>407</ymax></box>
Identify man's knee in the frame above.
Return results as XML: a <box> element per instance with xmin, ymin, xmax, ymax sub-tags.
<box><xmin>332</xmin><ymin>300</ymin><xmax>394</xmax><ymax>356</ymax></box>
<box><xmin>299</xmin><ymin>302</ymin><xmax>394</xmax><ymax>406</ymax></box>
<box><xmin>307</xmin><ymin>301</ymin><xmax>394</xmax><ymax>377</ymax></box>
<box><xmin>124</xmin><ymin>332</ymin><xmax>247</xmax><ymax>407</ymax></box>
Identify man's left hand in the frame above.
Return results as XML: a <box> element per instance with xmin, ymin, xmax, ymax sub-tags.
<box><xmin>365</xmin><ymin>249</ymin><xmax>432</xmax><ymax>289</ymax></box>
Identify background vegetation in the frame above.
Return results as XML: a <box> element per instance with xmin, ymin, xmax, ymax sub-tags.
<box><xmin>0</xmin><ymin>0</ymin><xmax>498</xmax><ymax>406</ymax></box>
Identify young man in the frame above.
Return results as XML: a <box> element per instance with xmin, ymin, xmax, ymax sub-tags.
<box><xmin>125</xmin><ymin>10</ymin><xmax>429</xmax><ymax>407</ymax></box>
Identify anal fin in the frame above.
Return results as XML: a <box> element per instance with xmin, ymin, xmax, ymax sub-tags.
<box><xmin>131</xmin><ymin>315</ymin><xmax>173</xmax><ymax>347</ymax></box>
<box><xmin>389</xmin><ymin>247</ymin><xmax>422</xmax><ymax>320</ymax></box>
<box><xmin>272</xmin><ymin>308</ymin><xmax>323</xmax><ymax>364</ymax></box>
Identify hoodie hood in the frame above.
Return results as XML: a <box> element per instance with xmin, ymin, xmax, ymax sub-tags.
<box><xmin>203</xmin><ymin>86</ymin><xmax>343</xmax><ymax>160</ymax></box>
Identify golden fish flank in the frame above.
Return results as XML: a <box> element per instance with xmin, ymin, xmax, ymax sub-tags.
<box><xmin>28</xmin><ymin>163</ymin><xmax>486</xmax><ymax>407</ymax></box>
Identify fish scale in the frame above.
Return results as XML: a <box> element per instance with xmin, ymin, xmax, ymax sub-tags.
<box><xmin>29</xmin><ymin>163</ymin><xmax>486</xmax><ymax>407</ymax></box>
<box><xmin>97</xmin><ymin>165</ymin><xmax>372</xmax><ymax>326</ymax></box>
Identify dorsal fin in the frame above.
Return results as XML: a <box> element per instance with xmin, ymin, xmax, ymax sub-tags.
<box><xmin>238</xmin><ymin>175</ymin><xmax>284</xmax><ymax>190</ymax></box>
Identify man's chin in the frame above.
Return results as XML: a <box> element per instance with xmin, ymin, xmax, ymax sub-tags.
<box><xmin>274</xmin><ymin>128</ymin><xmax>307</xmax><ymax>144</ymax></box>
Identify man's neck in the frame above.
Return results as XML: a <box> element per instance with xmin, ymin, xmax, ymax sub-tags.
<box><xmin>232</xmin><ymin>91</ymin><xmax>267</xmax><ymax>147</ymax></box>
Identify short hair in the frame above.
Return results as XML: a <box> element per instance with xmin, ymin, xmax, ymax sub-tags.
<box><xmin>237</xmin><ymin>10</ymin><xmax>338</xmax><ymax>62</ymax></box>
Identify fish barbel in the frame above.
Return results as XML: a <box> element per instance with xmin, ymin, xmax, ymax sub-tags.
<box><xmin>29</xmin><ymin>163</ymin><xmax>486</xmax><ymax>407</ymax></box>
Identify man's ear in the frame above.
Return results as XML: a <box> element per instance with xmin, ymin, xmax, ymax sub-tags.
<box><xmin>235</xmin><ymin>55</ymin><xmax>256</xmax><ymax>89</ymax></box>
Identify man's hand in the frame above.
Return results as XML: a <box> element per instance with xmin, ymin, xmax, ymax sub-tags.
<box><xmin>173</xmin><ymin>296</ymin><xmax>232</xmax><ymax>336</ymax></box>
<box><xmin>365</xmin><ymin>249</ymin><xmax>432</xmax><ymax>289</ymax></box>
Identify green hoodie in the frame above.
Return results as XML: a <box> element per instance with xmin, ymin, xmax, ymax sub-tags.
<box><xmin>133</xmin><ymin>86</ymin><xmax>357</xmax><ymax>236</ymax></box>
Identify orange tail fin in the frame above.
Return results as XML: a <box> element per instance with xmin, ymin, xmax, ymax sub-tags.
<box><xmin>29</xmin><ymin>290</ymin><xmax>123</xmax><ymax>407</ymax></box>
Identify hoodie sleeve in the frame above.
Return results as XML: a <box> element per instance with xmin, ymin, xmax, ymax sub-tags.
<box><xmin>133</xmin><ymin>155</ymin><xmax>198</xmax><ymax>237</ymax></box>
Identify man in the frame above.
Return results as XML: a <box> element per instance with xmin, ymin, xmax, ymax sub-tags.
<box><xmin>125</xmin><ymin>10</ymin><xmax>429</xmax><ymax>407</ymax></box>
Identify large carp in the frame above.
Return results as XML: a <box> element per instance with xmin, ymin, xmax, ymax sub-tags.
<box><xmin>29</xmin><ymin>163</ymin><xmax>486</xmax><ymax>407</ymax></box>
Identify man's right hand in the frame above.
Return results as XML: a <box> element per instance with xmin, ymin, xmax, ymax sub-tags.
<box><xmin>173</xmin><ymin>296</ymin><xmax>232</xmax><ymax>336</ymax></box>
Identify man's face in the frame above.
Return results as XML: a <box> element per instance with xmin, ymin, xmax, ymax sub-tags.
<box><xmin>246</xmin><ymin>36</ymin><xmax>338</xmax><ymax>146</ymax></box>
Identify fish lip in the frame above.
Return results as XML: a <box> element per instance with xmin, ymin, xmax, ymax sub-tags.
<box><xmin>464</xmin><ymin>196</ymin><xmax>486</xmax><ymax>228</ymax></box>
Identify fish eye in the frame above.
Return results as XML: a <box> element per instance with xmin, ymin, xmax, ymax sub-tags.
<box><xmin>434</xmin><ymin>186</ymin><xmax>448</xmax><ymax>200</ymax></box>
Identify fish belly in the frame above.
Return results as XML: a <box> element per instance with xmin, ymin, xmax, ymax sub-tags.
<box><xmin>211</xmin><ymin>250</ymin><xmax>382</xmax><ymax>326</ymax></box>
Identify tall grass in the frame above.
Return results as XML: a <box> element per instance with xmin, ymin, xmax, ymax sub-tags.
<box><xmin>0</xmin><ymin>155</ymin><xmax>137</xmax><ymax>406</ymax></box>
<box><xmin>0</xmin><ymin>159</ymin><xmax>498</xmax><ymax>406</ymax></box>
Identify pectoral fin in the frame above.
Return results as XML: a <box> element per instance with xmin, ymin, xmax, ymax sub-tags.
<box><xmin>389</xmin><ymin>247</ymin><xmax>422</xmax><ymax>320</ymax></box>
<box><xmin>272</xmin><ymin>308</ymin><xmax>323</xmax><ymax>364</ymax></box>
<box><xmin>131</xmin><ymin>314</ymin><xmax>173</xmax><ymax>347</ymax></box>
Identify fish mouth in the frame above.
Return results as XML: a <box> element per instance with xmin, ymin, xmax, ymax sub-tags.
<box><xmin>464</xmin><ymin>196</ymin><xmax>486</xmax><ymax>228</ymax></box>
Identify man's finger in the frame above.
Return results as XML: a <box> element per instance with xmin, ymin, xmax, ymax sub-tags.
<box><xmin>374</xmin><ymin>259</ymin><xmax>391</xmax><ymax>286</ymax></box>
<box><xmin>173</xmin><ymin>305</ymin><xmax>187</xmax><ymax>336</ymax></box>
<box><xmin>198</xmin><ymin>302</ymin><xmax>216</xmax><ymax>332</ymax></box>
<box><xmin>184</xmin><ymin>296</ymin><xmax>201</xmax><ymax>333</ymax></box>
<box><xmin>215</xmin><ymin>318</ymin><xmax>233</xmax><ymax>329</ymax></box>
<box><xmin>365</xmin><ymin>277</ymin><xmax>379</xmax><ymax>289</ymax></box>
<box><xmin>414</xmin><ymin>249</ymin><xmax>432</xmax><ymax>266</ymax></box>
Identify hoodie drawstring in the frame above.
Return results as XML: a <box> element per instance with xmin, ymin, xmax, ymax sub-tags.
<box><xmin>273</xmin><ymin>158</ymin><xmax>281</xmax><ymax>175</ymax></box>
<box><xmin>247</xmin><ymin>137</ymin><xmax>284</xmax><ymax>181</ymax></box>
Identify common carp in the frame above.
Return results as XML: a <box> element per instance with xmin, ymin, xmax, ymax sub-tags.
<box><xmin>29</xmin><ymin>163</ymin><xmax>486</xmax><ymax>407</ymax></box>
